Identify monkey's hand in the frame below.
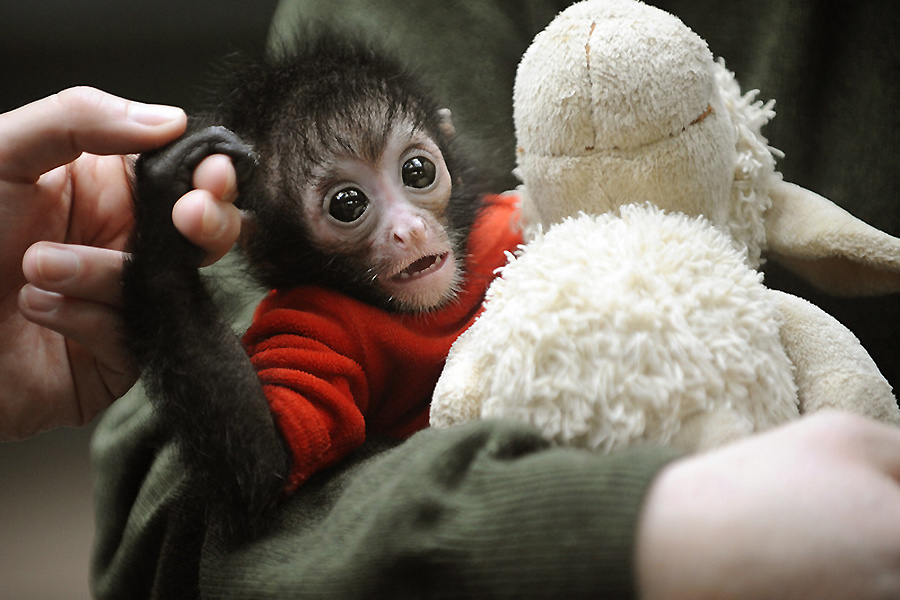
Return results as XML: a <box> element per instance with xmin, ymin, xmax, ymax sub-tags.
<box><xmin>124</xmin><ymin>126</ymin><xmax>289</xmax><ymax>540</ymax></box>
<box><xmin>129</xmin><ymin>125</ymin><xmax>258</xmax><ymax>270</ymax></box>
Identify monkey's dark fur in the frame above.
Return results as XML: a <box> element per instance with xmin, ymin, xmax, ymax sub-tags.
<box><xmin>122</xmin><ymin>34</ymin><xmax>489</xmax><ymax>539</ymax></box>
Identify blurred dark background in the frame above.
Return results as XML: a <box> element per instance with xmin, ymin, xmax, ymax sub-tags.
<box><xmin>0</xmin><ymin>1</ymin><xmax>279</xmax><ymax>112</ymax></box>
<box><xmin>0</xmin><ymin>2</ymin><xmax>277</xmax><ymax>599</ymax></box>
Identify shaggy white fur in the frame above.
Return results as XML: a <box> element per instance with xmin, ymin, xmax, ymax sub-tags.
<box><xmin>431</xmin><ymin>205</ymin><xmax>799</xmax><ymax>450</ymax></box>
<box><xmin>715</xmin><ymin>59</ymin><xmax>781</xmax><ymax>268</ymax></box>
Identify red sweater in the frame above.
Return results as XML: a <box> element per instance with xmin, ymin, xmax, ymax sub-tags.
<box><xmin>243</xmin><ymin>193</ymin><xmax>522</xmax><ymax>493</ymax></box>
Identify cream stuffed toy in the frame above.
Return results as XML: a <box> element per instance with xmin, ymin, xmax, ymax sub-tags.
<box><xmin>429</xmin><ymin>0</ymin><xmax>900</xmax><ymax>452</ymax></box>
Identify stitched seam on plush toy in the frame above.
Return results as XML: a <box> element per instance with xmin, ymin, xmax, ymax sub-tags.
<box><xmin>525</xmin><ymin>117</ymin><xmax>710</xmax><ymax>159</ymax></box>
<box><xmin>584</xmin><ymin>21</ymin><xmax>598</xmax><ymax>152</ymax></box>
<box><xmin>690</xmin><ymin>105</ymin><xmax>714</xmax><ymax>126</ymax></box>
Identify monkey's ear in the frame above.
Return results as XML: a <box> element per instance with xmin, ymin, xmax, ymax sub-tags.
<box><xmin>437</xmin><ymin>108</ymin><xmax>456</xmax><ymax>139</ymax></box>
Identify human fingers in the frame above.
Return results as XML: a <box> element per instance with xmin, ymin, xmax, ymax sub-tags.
<box><xmin>18</xmin><ymin>285</ymin><xmax>137</xmax><ymax>401</ymax></box>
<box><xmin>192</xmin><ymin>153</ymin><xmax>239</xmax><ymax>204</ymax></box>
<box><xmin>19</xmin><ymin>241</ymin><xmax>136</xmax><ymax>395</ymax></box>
<box><xmin>21</xmin><ymin>242</ymin><xmax>124</xmax><ymax>306</ymax></box>
<box><xmin>172</xmin><ymin>155</ymin><xmax>243</xmax><ymax>265</ymax></box>
<box><xmin>0</xmin><ymin>86</ymin><xmax>186</xmax><ymax>183</ymax></box>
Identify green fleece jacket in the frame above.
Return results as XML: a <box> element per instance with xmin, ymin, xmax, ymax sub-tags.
<box><xmin>91</xmin><ymin>1</ymin><xmax>898</xmax><ymax>598</ymax></box>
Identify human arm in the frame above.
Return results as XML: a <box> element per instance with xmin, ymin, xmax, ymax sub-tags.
<box><xmin>1</xmin><ymin>86</ymin><xmax>242</xmax><ymax>440</ymax></box>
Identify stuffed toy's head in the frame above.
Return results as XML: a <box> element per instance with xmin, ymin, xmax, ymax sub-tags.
<box><xmin>513</xmin><ymin>0</ymin><xmax>776</xmax><ymax>267</ymax></box>
<box><xmin>513</xmin><ymin>0</ymin><xmax>900</xmax><ymax>289</ymax></box>
<box><xmin>430</xmin><ymin>0</ymin><xmax>900</xmax><ymax>450</ymax></box>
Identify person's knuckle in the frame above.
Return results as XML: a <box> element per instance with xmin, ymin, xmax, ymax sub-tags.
<box><xmin>55</xmin><ymin>86</ymin><xmax>104</xmax><ymax>112</ymax></box>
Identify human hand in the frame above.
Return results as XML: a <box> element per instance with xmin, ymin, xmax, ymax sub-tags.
<box><xmin>2</xmin><ymin>87</ymin><xmax>242</xmax><ymax>440</ymax></box>
<box><xmin>636</xmin><ymin>411</ymin><xmax>900</xmax><ymax>600</ymax></box>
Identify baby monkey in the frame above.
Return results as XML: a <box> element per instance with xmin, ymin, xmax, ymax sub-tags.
<box><xmin>123</xmin><ymin>33</ymin><xmax>521</xmax><ymax>537</ymax></box>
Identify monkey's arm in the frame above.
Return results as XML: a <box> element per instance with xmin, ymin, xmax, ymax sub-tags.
<box><xmin>122</xmin><ymin>125</ymin><xmax>289</xmax><ymax>538</ymax></box>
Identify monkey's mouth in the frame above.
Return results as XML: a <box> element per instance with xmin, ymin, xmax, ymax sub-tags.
<box><xmin>392</xmin><ymin>253</ymin><xmax>449</xmax><ymax>281</ymax></box>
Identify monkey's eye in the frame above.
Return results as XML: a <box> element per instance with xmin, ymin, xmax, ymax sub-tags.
<box><xmin>328</xmin><ymin>187</ymin><xmax>369</xmax><ymax>223</ymax></box>
<box><xmin>401</xmin><ymin>156</ymin><xmax>437</xmax><ymax>189</ymax></box>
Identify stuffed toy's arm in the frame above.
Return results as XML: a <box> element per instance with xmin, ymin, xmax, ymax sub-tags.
<box><xmin>765</xmin><ymin>181</ymin><xmax>900</xmax><ymax>296</ymax></box>
<box><xmin>773</xmin><ymin>289</ymin><xmax>900</xmax><ymax>424</ymax></box>
<box><xmin>430</xmin><ymin>326</ymin><xmax>485</xmax><ymax>428</ymax></box>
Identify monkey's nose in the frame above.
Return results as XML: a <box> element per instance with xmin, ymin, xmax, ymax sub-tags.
<box><xmin>393</xmin><ymin>217</ymin><xmax>427</xmax><ymax>246</ymax></box>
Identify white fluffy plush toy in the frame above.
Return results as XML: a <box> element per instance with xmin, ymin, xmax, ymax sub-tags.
<box><xmin>429</xmin><ymin>0</ymin><xmax>900</xmax><ymax>452</ymax></box>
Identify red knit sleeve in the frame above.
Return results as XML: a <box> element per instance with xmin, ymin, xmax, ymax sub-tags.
<box><xmin>245</xmin><ymin>304</ymin><xmax>369</xmax><ymax>495</ymax></box>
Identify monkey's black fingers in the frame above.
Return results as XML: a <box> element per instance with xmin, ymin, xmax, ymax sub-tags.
<box><xmin>130</xmin><ymin>125</ymin><xmax>258</xmax><ymax>270</ymax></box>
<box><xmin>138</xmin><ymin>124</ymin><xmax>258</xmax><ymax>200</ymax></box>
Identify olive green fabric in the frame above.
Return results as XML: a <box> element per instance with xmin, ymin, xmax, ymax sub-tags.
<box><xmin>91</xmin><ymin>1</ymin><xmax>897</xmax><ymax>598</ymax></box>
<box><xmin>92</xmin><ymin>386</ymin><xmax>677</xmax><ymax>599</ymax></box>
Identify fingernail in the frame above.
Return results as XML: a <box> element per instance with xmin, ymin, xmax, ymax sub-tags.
<box><xmin>20</xmin><ymin>286</ymin><xmax>62</xmax><ymax>314</ymax></box>
<box><xmin>35</xmin><ymin>246</ymin><xmax>81</xmax><ymax>283</ymax></box>
<box><xmin>222</xmin><ymin>158</ymin><xmax>239</xmax><ymax>204</ymax></box>
<box><xmin>201</xmin><ymin>197</ymin><xmax>231</xmax><ymax>240</ymax></box>
<box><xmin>128</xmin><ymin>102</ymin><xmax>185</xmax><ymax>126</ymax></box>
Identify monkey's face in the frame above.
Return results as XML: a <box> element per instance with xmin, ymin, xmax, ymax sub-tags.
<box><xmin>301</xmin><ymin>124</ymin><xmax>460</xmax><ymax>312</ymax></box>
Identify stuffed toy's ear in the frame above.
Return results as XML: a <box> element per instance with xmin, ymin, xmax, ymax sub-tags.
<box><xmin>765</xmin><ymin>181</ymin><xmax>900</xmax><ymax>296</ymax></box>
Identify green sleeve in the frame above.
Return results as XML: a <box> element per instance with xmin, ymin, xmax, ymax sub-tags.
<box><xmin>91</xmin><ymin>390</ymin><xmax>678</xmax><ymax>599</ymax></box>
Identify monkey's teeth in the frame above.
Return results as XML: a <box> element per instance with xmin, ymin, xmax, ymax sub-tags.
<box><xmin>395</xmin><ymin>253</ymin><xmax>447</xmax><ymax>280</ymax></box>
